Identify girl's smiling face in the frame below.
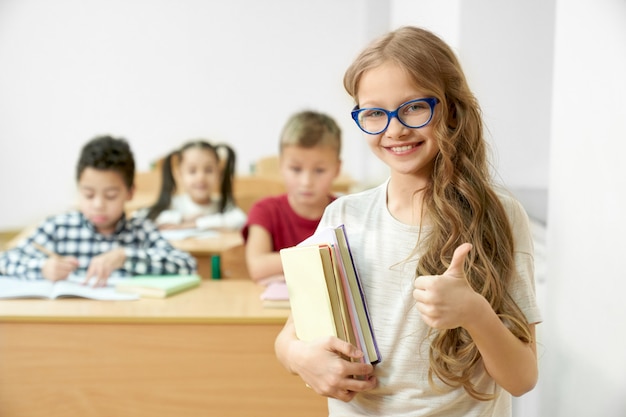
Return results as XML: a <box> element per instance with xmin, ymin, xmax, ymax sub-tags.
<box><xmin>178</xmin><ymin>147</ymin><xmax>220</xmax><ymax>205</ymax></box>
<box><xmin>356</xmin><ymin>61</ymin><xmax>440</xmax><ymax>184</ymax></box>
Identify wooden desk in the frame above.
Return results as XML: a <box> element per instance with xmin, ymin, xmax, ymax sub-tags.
<box><xmin>0</xmin><ymin>280</ymin><xmax>326</xmax><ymax>417</ymax></box>
<box><xmin>169</xmin><ymin>231</ymin><xmax>246</xmax><ymax>279</ymax></box>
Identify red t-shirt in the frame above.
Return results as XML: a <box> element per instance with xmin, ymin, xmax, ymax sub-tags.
<box><xmin>242</xmin><ymin>194</ymin><xmax>335</xmax><ymax>251</ymax></box>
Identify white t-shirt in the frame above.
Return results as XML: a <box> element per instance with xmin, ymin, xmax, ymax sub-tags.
<box><xmin>155</xmin><ymin>194</ymin><xmax>247</xmax><ymax>230</ymax></box>
<box><xmin>318</xmin><ymin>179</ymin><xmax>542</xmax><ymax>417</ymax></box>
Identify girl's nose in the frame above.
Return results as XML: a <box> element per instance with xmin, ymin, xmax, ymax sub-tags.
<box><xmin>385</xmin><ymin>116</ymin><xmax>409</xmax><ymax>140</ymax></box>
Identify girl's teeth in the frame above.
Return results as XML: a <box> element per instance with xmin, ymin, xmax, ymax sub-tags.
<box><xmin>391</xmin><ymin>145</ymin><xmax>415</xmax><ymax>152</ymax></box>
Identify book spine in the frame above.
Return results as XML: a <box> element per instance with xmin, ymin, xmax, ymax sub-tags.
<box><xmin>339</xmin><ymin>225</ymin><xmax>381</xmax><ymax>364</ymax></box>
<box><xmin>330</xmin><ymin>243</ymin><xmax>369</xmax><ymax>364</ymax></box>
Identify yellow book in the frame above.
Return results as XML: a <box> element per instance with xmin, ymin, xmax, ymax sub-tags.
<box><xmin>115</xmin><ymin>274</ymin><xmax>201</xmax><ymax>298</ymax></box>
<box><xmin>279</xmin><ymin>244</ymin><xmax>344</xmax><ymax>341</ymax></box>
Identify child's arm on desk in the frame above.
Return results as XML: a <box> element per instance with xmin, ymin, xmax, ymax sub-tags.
<box><xmin>122</xmin><ymin>216</ymin><xmax>197</xmax><ymax>276</ymax></box>
<box><xmin>245</xmin><ymin>224</ymin><xmax>285</xmax><ymax>283</ymax></box>
<box><xmin>32</xmin><ymin>243</ymin><xmax>79</xmax><ymax>282</ymax></box>
<box><xmin>152</xmin><ymin>206</ymin><xmax>247</xmax><ymax>232</ymax></box>
<box><xmin>195</xmin><ymin>206</ymin><xmax>247</xmax><ymax>231</ymax></box>
<box><xmin>0</xmin><ymin>222</ymin><xmax>78</xmax><ymax>281</ymax></box>
<box><xmin>83</xmin><ymin>247</ymin><xmax>126</xmax><ymax>287</ymax></box>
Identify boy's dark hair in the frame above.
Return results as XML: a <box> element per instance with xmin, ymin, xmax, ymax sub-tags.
<box><xmin>76</xmin><ymin>135</ymin><xmax>135</xmax><ymax>189</ymax></box>
<box><xmin>146</xmin><ymin>140</ymin><xmax>237</xmax><ymax>221</ymax></box>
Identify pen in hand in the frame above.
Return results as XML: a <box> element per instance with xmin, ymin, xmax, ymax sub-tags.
<box><xmin>32</xmin><ymin>242</ymin><xmax>79</xmax><ymax>282</ymax></box>
<box><xmin>31</xmin><ymin>242</ymin><xmax>59</xmax><ymax>258</ymax></box>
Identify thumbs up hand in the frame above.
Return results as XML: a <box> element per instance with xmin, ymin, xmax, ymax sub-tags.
<box><xmin>413</xmin><ymin>243</ymin><xmax>480</xmax><ymax>330</ymax></box>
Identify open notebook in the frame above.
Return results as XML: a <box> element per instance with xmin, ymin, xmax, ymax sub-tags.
<box><xmin>0</xmin><ymin>275</ymin><xmax>139</xmax><ymax>301</ymax></box>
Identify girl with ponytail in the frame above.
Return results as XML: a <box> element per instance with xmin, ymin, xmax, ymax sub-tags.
<box><xmin>146</xmin><ymin>140</ymin><xmax>246</xmax><ymax>231</ymax></box>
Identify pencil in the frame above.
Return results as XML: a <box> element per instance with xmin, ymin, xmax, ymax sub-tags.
<box><xmin>31</xmin><ymin>242</ymin><xmax>59</xmax><ymax>258</ymax></box>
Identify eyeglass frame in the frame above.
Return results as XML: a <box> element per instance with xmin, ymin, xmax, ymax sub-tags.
<box><xmin>350</xmin><ymin>97</ymin><xmax>439</xmax><ymax>135</ymax></box>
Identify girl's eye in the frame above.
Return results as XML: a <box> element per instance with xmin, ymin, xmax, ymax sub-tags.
<box><xmin>362</xmin><ymin>109</ymin><xmax>385</xmax><ymax>119</ymax></box>
<box><xmin>405</xmin><ymin>102</ymin><xmax>428</xmax><ymax>113</ymax></box>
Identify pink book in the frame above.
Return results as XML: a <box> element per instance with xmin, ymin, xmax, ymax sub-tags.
<box><xmin>260</xmin><ymin>281</ymin><xmax>289</xmax><ymax>301</ymax></box>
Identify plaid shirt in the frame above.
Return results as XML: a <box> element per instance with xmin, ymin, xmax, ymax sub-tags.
<box><xmin>0</xmin><ymin>211</ymin><xmax>197</xmax><ymax>280</ymax></box>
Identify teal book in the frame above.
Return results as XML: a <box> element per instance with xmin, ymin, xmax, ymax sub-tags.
<box><xmin>115</xmin><ymin>274</ymin><xmax>201</xmax><ymax>298</ymax></box>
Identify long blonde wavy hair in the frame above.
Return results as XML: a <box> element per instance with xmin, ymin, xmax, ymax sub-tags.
<box><xmin>344</xmin><ymin>26</ymin><xmax>532</xmax><ymax>400</ymax></box>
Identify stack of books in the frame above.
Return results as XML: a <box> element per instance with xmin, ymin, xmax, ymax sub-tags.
<box><xmin>279</xmin><ymin>225</ymin><xmax>380</xmax><ymax>365</ymax></box>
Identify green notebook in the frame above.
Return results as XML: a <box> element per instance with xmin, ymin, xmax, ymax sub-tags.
<box><xmin>115</xmin><ymin>275</ymin><xmax>201</xmax><ymax>298</ymax></box>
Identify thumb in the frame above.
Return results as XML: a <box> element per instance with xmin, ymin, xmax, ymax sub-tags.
<box><xmin>444</xmin><ymin>243</ymin><xmax>473</xmax><ymax>278</ymax></box>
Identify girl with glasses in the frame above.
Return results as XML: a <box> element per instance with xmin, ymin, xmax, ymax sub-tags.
<box><xmin>275</xmin><ymin>26</ymin><xmax>541</xmax><ymax>417</ymax></box>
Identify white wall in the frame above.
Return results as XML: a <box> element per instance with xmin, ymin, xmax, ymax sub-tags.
<box><xmin>391</xmin><ymin>0</ymin><xmax>554</xmax><ymax>191</ymax></box>
<box><xmin>541</xmin><ymin>0</ymin><xmax>626</xmax><ymax>415</ymax></box>
<box><xmin>0</xmin><ymin>0</ymin><xmax>367</xmax><ymax>229</ymax></box>
<box><xmin>459</xmin><ymin>0</ymin><xmax>555</xmax><ymax>190</ymax></box>
<box><xmin>390</xmin><ymin>0</ymin><xmax>461</xmax><ymax>47</ymax></box>
<box><xmin>0</xmin><ymin>0</ymin><xmax>551</xmax><ymax>231</ymax></box>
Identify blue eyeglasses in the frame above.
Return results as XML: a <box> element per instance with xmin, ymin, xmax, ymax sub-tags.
<box><xmin>351</xmin><ymin>97</ymin><xmax>439</xmax><ymax>135</ymax></box>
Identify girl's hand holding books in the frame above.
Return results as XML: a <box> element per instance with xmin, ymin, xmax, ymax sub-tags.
<box><xmin>289</xmin><ymin>336</ymin><xmax>377</xmax><ymax>402</ymax></box>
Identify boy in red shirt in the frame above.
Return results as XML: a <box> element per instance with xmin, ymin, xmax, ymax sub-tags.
<box><xmin>242</xmin><ymin>110</ymin><xmax>342</xmax><ymax>284</ymax></box>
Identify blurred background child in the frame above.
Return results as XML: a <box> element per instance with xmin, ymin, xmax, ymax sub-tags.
<box><xmin>145</xmin><ymin>140</ymin><xmax>246</xmax><ymax>231</ymax></box>
<box><xmin>0</xmin><ymin>135</ymin><xmax>197</xmax><ymax>286</ymax></box>
<box><xmin>242</xmin><ymin>110</ymin><xmax>342</xmax><ymax>284</ymax></box>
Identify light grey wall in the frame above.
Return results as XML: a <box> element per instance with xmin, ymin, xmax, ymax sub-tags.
<box><xmin>459</xmin><ymin>0</ymin><xmax>555</xmax><ymax>190</ymax></box>
<box><xmin>0</xmin><ymin>0</ymin><xmax>551</xmax><ymax>230</ymax></box>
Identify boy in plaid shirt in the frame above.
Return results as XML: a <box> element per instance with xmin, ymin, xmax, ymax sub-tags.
<box><xmin>0</xmin><ymin>135</ymin><xmax>197</xmax><ymax>286</ymax></box>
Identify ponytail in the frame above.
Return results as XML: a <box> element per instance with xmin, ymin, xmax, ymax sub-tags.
<box><xmin>216</xmin><ymin>143</ymin><xmax>237</xmax><ymax>213</ymax></box>
<box><xmin>145</xmin><ymin>151</ymin><xmax>178</xmax><ymax>220</ymax></box>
